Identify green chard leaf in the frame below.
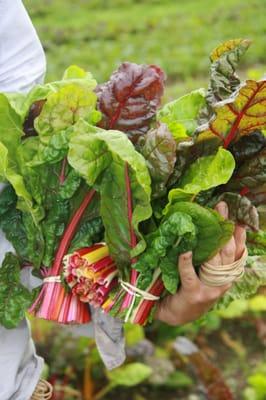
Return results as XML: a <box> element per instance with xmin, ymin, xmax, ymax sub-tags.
<box><xmin>247</xmin><ymin>231</ymin><xmax>266</xmax><ymax>256</ymax></box>
<box><xmin>157</xmin><ymin>89</ymin><xmax>206</xmax><ymax>141</ymax></box>
<box><xmin>0</xmin><ymin>186</ymin><xmax>29</xmax><ymax>262</ymax></box>
<box><xmin>0</xmin><ymin>253</ymin><xmax>33</xmax><ymax>329</ymax></box>
<box><xmin>214</xmin><ymin>256</ymin><xmax>266</xmax><ymax>309</ymax></box>
<box><xmin>138</xmin><ymin>123</ymin><xmax>176</xmax><ymax>198</ymax></box>
<box><xmin>165</xmin><ymin>147</ymin><xmax>235</xmax><ymax>211</ymax></box>
<box><xmin>68</xmin><ymin>120</ymin><xmax>152</xmax><ymax>269</ymax></box>
<box><xmin>164</xmin><ymin>202</ymin><xmax>234</xmax><ymax>265</ymax></box>
<box><xmin>30</xmin><ymin>83</ymin><xmax>101</xmax><ymax>164</ymax></box>
<box><xmin>134</xmin><ymin>212</ymin><xmax>196</xmax><ymax>293</ymax></box>
<box><xmin>7</xmin><ymin>65</ymin><xmax>97</xmax><ymax>121</ymax></box>
<box><xmin>207</xmin><ymin>38</ymin><xmax>251</xmax><ymax>105</ymax></box>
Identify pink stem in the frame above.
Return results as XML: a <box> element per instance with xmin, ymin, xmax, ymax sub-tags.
<box><xmin>133</xmin><ymin>277</ymin><xmax>164</xmax><ymax>325</ymax></box>
<box><xmin>120</xmin><ymin>163</ymin><xmax>139</xmax><ymax>310</ymax></box>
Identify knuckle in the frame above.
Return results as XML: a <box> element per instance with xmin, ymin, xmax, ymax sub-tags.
<box><xmin>222</xmin><ymin>243</ymin><xmax>235</xmax><ymax>258</ymax></box>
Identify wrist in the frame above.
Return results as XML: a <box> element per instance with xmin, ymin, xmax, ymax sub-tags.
<box><xmin>154</xmin><ymin>299</ymin><xmax>181</xmax><ymax>326</ymax></box>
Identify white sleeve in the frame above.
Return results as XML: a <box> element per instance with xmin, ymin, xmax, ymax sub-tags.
<box><xmin>0</xmin><ymin>3</ymin><xmax>45</xmax><ymax>398</ymax></box>
<box><xmin>0</xmin><ymin>0</ymin><xmax>46</xmax><ymax>93</ymax></box>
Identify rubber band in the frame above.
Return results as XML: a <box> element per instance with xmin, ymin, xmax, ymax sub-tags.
<box><xmin>31</xmin><ymin>379</ymin><xmax>53</xmax><ymax>400</ymax></box>
<box><xmin>199</xmin><ymin>247</ymin><xmax>248</xmax><ymax>286</ymax></box>
<box><xmin>43</xmin><ymin>276</ymin><xmax>62</xmax><ymax>284</ymax></box>
<box><xmin>119</xmin><ymin>279</ymin><xmax>160</xmax><ymax>301</ymax></box>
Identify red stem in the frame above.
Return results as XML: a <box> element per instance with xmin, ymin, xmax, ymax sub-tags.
<box><xmin>52</xmin><ymin>189</ymin><xmax>96</xmax><ymax>275</ymax></box>
<box><xmin>239</xmin><ymin>186</ymin><xmax>250</xmax><ymax>196</ymax></box>
<box><xmin>134</xmin><ymin>277</ymin><xmax>164</xmax><ymax>325</ymax></box>
<box><xmin>125</xmin><ymin>162</ymin><xmax>137</xmax><ymax>251</ymax></box>
<box><xmin>120</xmin><ymin>163</ymin><xmax>138</xmax><ymax>310</ymax></box>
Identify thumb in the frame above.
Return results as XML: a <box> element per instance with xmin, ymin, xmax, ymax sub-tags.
<box><xmin>178</xmin><ymin>251</ymin><xmax>199</xmax><ymax>290</ymax></box>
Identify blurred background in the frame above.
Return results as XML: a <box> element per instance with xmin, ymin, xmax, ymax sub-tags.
<box><xmin>24</xmin><ymin>0</ymin><xmax>266</xmax><ymax>399</ymax></box>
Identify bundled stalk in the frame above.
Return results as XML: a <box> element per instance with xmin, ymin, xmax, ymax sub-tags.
<box><xmin>29</xmin><ymin>190</ymin><xmax>96</xmax><ymax>323</ymax></box>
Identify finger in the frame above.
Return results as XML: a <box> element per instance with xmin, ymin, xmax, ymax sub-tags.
<box><xmin>234</xmin><ymin>224</ymin><xmax>247</xmax><ymax>260</ymax></box>
<box><xmin>220</xmin><ymin>236</ymin><xmax>236</xmax><ymax>264</ymax></box>
<box><xmin>206</xmin><ymin>252</ymin><xmax>222</xmax><ymax>267</ymax></box>
<box><xmin>178</xmin><ymin>251</ymin><xmax>199</xmax><ymax>290</ymax></box>
<box><xmin>215</xmin><ymin>201</ymin><xmax>229</xmax><ymax>219</ymax></box>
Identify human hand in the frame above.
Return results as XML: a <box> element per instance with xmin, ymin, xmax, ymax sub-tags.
<box><xmin>155</xmin><ymin>201</ymin><xmax>247</xmax><ymax>326</ymax></box>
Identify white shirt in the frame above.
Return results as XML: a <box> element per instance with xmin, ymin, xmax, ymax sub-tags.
<box><xmin>0</xmin><ymin>2</ymin><xmax>45</xmax><ymax>399</ymax></box>
<box><xmin>0</xmin><ymin>0</ymin><xmax>46</xmax><ymax>93</ymax></box>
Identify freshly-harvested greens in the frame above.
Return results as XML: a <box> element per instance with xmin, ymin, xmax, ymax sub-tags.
<box><xmin>0</xmin><ymin>39</ymin><xmax>265</xmax><ymax>328</ymax></box>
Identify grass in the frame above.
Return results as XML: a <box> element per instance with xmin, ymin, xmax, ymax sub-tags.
<box><xmin>24</xmin><ymin>0</ymin><xmax>266</xmax><ymax>100</ymax></box>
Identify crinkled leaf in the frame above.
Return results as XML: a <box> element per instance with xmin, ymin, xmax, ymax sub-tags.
<box><xmin>138</xmin><ymin>123</ymin><xmax>176</xmax><ymax>198</ymax></box>
<box><xmin>107</xmin><ymin>362</ymin><xmax>152</xmax><ymax>387</ymax></box>
<box><xmin>165</xmin><ymin>202</ymin><xmax>234</xmax><ymax>264</ymax></box>
<box><xmin>96</xmin><ymin>62</ymin><xmax>165</xmax><ymax>143</ymax></box>
<box><xmin>35</xmin><ymin>83</ymin><xmax>101</xmax><ymax>144</ymax></box>
<box><xmin>228</xmin><ymin>130</ymin><xmax>266</xmax><ymax>164</ymax></box>
<box><xmin>247</xmin><ymin>230</ymin><xmax>266</xmax><ymax>255</ymax></box>
<box><xmin>0</xmin><ymin>95</ymin><xmax>43</xmax><ymax>222</ymax></box>
<box><xmin>209</xmin><ymin>192</ymin><xmax>259</xmax><ymax>231</ymax></box>
<box><xmin>0</xmin><ymin>253</ymin><xmax>33</xmax><ymax>329</ymax></box>
<box><xmin>7</xmin><ymin>65</ymin><xmax>97</xmax><ymax>120</ymax></box>
<box><xmin>165</xmin><ymin>147</ymin><xmax>235</xmax><ymax>212</ymax></box>
<box><xmin>157</xmin><ymin>89</ymin><xmax>206</xmax><ymax>140</ymax></box>
<box><xmin>62</xmin><ymin>65</ymin><xmax>93</xmax><ymax>80</ymax></box>
<box><xmin>68</xmin><ymin>120</ymin><xmax>152</xmax><ymax>268</ymax></box>
<box><xmin>0</xmin><ymin>94</ymin><xmax>23</xmax><ymax>156</ymax></box>
<box><xmin>0</xmin><ymin>186</ymin><xmax>28</xmax><ymax>261</ymax></box>
<box><xmin>224</xmin><ymin>148</ymin><xmax>266</xmax><ymax>206</ymax></box>
<box><xmin>134</xmin><ymin>212</ymin><xmax>196</xmax><ymax>293</ymax></box>
<box><xmin>207</xmin><ymin>38</ymin><xmax>251</xmax><ymax>104</ymax></box>
<box><xmin>197</xmin><ymin>80</ymin><xmax>266</xmax><ymax>148</ymax></box>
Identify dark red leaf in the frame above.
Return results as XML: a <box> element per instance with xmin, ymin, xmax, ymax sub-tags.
<box><xmin>96</xmin><ymin>62</ymin><xmax>165</xmax><ymax>142</ymax></box>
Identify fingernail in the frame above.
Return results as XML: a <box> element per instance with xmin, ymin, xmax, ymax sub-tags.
<box><xmin>217</xmin><ymin>201</ymin><xmax>227</xmax><ymax>215</ymax></box>
<box><xmin>182</xmin><ymin>251</ymin><xmax>192</xmax><ymax>260</ymax></box>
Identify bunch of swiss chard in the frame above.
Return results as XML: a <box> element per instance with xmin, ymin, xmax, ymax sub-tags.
<box><xmin>0</xmin><ymin>39</ymin><xmax>265</xmax><ymax>329</ymax></box>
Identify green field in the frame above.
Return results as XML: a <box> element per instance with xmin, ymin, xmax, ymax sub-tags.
<box><xmin>25</xmin><ymin>0</ymin><xmax>266</xmax><ymax>100</ymax></box>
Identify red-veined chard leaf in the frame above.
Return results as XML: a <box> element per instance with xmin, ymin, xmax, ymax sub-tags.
<box><xmin>138</xmin><ymin>123</ymin><xmax>176</xmax><ymax>198</ymax></box>
<box><xmin>228</xmin><ymin>130</ymin><xmax>266</xmax><ymax>163</ymax></box>
<box><xmin>96</xmin><ymin>62</ymin><xmax>165</xmax><ymax>143</ymax></box>
<box><xmin>209</xmin><ymin>192</ymin><xmax>259</xmax><ymax>231</ymax></box>
<box><xmin>196</xmin><ymin>80</ymin><xmax>266</xmax><ymax>149</ymax></box>
<box><xmin>224</xmin><ymin>148</ymin><xmax>266</xmax><ymax>206</ymax></box>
